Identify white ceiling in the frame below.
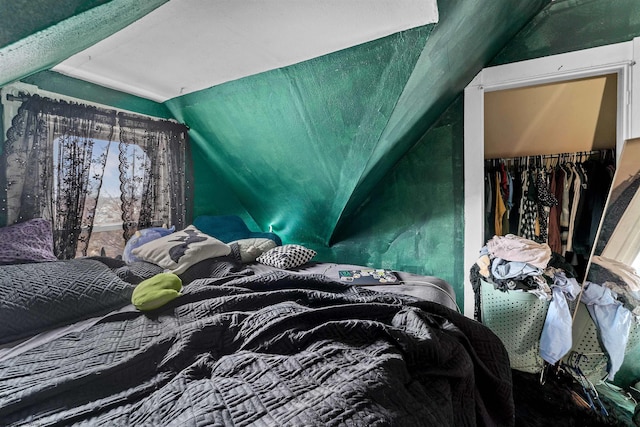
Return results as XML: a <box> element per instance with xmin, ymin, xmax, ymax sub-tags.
<box><xmin>52</xmin><ymin>0</ymin><xmax>439</xmax><ymax>102</ymax></box>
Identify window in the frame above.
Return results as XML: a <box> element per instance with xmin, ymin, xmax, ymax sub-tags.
<box><xmin>1</xmin><ymin>90</ymin><xmax>191</xmax><ymax>260</ymax></box>
<box><xmin>53</xmin><ymin>137</ymin><xmax>151</xmax><ymax>258</ymax></box>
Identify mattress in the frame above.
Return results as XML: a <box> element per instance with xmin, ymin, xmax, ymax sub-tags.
<box><xmin>247</xmin><ymin>261</ymin><xmax>459</xmax><ymax>311</ymax></box>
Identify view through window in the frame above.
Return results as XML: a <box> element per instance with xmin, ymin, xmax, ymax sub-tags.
<box><xmin>54</xmin><ymin>137</ymin><xmax>148</xmax><ymax>258</ymax></box>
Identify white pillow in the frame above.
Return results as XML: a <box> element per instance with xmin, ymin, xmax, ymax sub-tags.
<box><xmin>232</xmin><ymin>238</ymin><xmax>278</xmax><ymax>263</ymax></box>
<box><xmin>256</xmin><ymin>244</ymin><xmax>316</xmax><ymax>270</ymax></box>
<box><xmin>132</xmin><ymin>225</ymin><xmax>230</xmax><ymax>274</ymax></box>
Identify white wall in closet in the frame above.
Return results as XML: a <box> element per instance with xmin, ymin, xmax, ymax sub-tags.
<box><xmin>484</xmin><ymin>74</ymin><xmax>617</xmax><ymax>159</ymax></box>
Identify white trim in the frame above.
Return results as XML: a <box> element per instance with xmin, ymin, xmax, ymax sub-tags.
<box><xmin>463</xmin><ymin>38</ymin><xmax>639</xmax><ymax>318</ymax></box>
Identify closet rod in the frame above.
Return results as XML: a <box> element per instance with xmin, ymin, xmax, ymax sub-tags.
<box><xmin>487</xmin><ymin>149</ymin><xmax>614</xmax><ymax>162</ymax></box>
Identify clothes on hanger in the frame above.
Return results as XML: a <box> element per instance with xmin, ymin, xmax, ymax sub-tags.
<box><xmin>484</xmin><ymin>150</ymin><xmax>615</xmax><ymax>280</ymax></box>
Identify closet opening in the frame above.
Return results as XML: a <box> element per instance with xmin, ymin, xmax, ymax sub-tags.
<box><xmin>463</xmin><ymin>39</ymin><xmax>637</xmax><ymax>318</ymax></box>
<box><xmin>483</xmin><ymin>74</ymin><xmax>618</xmax><ymax>282</ymax></box>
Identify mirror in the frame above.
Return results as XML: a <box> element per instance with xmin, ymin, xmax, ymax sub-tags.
<box><xmin>579</xmin><ymin>137</ymin><xmax>640</xmax><ymax>387</ymax></box>
<box><xmin>591</xmin><ymin>138</ymin><xmax>640</xmax><ymax>271</ymax></box>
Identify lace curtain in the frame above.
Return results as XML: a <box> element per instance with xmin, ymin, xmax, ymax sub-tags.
<box><xmin>0</xmin><ymin>94</ymin><xmax>191</xmax><ymax>259</ymax></box>
<box><xmin>117</xmin><ymin>112</ymin><xmax>190</xmax><ymax>242</ymax></box>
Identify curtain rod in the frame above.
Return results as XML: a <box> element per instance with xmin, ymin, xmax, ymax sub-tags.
<box><xmin>6</xmin><ymin>93</ymin><xmax>28</xmax><ymax>102</ymax></box>
<box><xmin>4</xmin><ymin>91</ymin><xmax>184</xmax><ymax>127</ymax></box>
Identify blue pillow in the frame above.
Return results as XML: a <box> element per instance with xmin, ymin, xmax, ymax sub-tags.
<box><xmin>193</xmin><ymin>215</ymin><xmax>282</xmax><ymax>245</ymax></box>
<box><xmin>123</xmin><ymin>226</ymin><xmax>175</xmax><ymax>264</ymax></box>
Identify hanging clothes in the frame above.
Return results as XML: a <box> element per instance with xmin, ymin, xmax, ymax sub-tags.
<box><xmin>535</xmin><ymin>168</ymin><xmax>558</xmax><ymax>243</ymax></box>
<box><xmin>494</xmin><ymin>170</ymin><xmax>507</xmax><ymax>235</ymax></box>
<box><xmin>508</xmin><ymin>166</ymin><xmax>523</xmax><ymax>234</ymax></box>
<box><xmin>547</xmin><ymin>165</ymin><xmax>564</xmax><ymax>253</ymax></box>
<box><xmin>484</xmin><ymin>150</ymin><xmax>615</xmax><ymax>281</ymax></box>
<box><xmin>520</xmin><ymin>168</ymin><xmax>538</xmax><ymax>241</ymax></box>
<box><xmin>566</xmin><ymin>162</ymin><xmax>584</xmax><ymax>255</ymax></box>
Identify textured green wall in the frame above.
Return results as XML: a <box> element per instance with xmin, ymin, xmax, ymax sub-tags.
<box><xmin>167</xmin><ymin>0</ymin><xmax>548</xmax><ymax>310</ymax></box>
<box><xmin>166</xmin><ymin>26</ymin><xmax>435</xmax><ymax>245</ymax></box>
<box><xmin>330</xmin><ymin>97</ymin><xmax>465</xmax><ymax>293</ymax></box>
<box><xmin>490</xmin><ymin>0</ymin><xmax>640</xmax><ymax>66</ymax></box>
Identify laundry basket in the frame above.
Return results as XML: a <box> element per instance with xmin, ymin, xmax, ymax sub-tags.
<box><xmin>480</xmin><ymin>280</ymin><xmax>549</xmax><ymax>373</ymax></box>
<box><xmin>568</xmin><ymin>302</ymin><xmax>640</xmax><ymax>383</ymax></box>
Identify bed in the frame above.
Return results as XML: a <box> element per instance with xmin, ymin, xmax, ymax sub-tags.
<box><xmin>0</xmin><ymin>220</ymin><xmax>514</xmax><ymax>426</ymax></box>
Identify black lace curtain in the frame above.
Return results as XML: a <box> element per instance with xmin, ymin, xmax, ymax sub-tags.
<box><xmin>0</xmin><ymin>94</ymin><xmax>192</xmax><ymax>259</ymax></box>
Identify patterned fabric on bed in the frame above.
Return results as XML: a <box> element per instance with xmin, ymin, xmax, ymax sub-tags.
<box><xmin>176</xmin><ymin>242</ymin><xmax>254</xmax><ymax>284</ymax></box>
<box><xmin>0</xmin><ymin>218</ymin><xmax>58</xmax><ymax>265</ymax></box>
<box><xmin>0</xmin><ymin>271</ymin><xmax>514</xmax><ymax>426</ymax></box>
<box><xmin>257</xmin><ymin>244</ymin><xmax>317</xmax><ymax>269</ymax></box>
<box><xmin>131</xmin><ymin>225</ymin><xmax>231</xmax><ymax>275</ymax></box>
<box><xmin>0</xmin><ymin>258</ymin><xmax>140</xmax><ymax>344</ymax></box>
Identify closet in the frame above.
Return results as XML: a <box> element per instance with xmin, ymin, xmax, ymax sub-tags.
<box><xmin>484</xmin><ymin>151</ymin><xmax>616</xmax><ymax>280</ymax></box>
<box><xmin>463</xmin><ymin>39</ymin><xmax>640</xmax><ymax>422</ymax></box>
<box><xmin>483</xmin><ymin>73</ymin><xmax>618</xmax><ymax>280</ymax></box>
<box><xmin>464</xmin><ymin>39</ymin><xmax>638</xmax><ymax>318</ymax></box>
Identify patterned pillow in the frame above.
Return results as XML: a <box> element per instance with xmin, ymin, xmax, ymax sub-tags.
<box><xmin>0</xmin><ymin>218</ymin><xmax>58</xmax><ymax>265</ymax></box>
<box><xmin>231</xmin><ymin>238</ymin><xmax>278</xmax><ymax>263</ymax></box>
<box><xmin>0</xmin><ymin>258</ymin><xmax>135</xmax><ymax>344</ymax></box>
<box><xmin>132</xmin><ymin>225</ymin><xmax>231</xmax><ymax>274</ymax></box>
<box><xmin>256</xmin><ymin>244</ymin><xmax>316</xmax><ymax>269</ymax></box>
<box><xmin>122</xmin><ymin>226</ymin><xmax>175</xmax><ymax>264</ymax></box>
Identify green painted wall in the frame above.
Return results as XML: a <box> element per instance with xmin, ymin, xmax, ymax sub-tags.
<box><xmin>166</xmin><ymin>26</ymin><xmax>435</xmax><ymax>246</ymax></box>
<box><xmin>330</xmin><ymin>97</ymin><xmax>465</xmax><ymax>302</ymax></box>
<box><xmin>167</xmin><ymin>0</ymin><xmax>548</xmax><ymax>311</ymax></box>
<box><xmin>490</xmin><ymin>0</ymin><xmax>640</xmax><ymax>66</ymax></box>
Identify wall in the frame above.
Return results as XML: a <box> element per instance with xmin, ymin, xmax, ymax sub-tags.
<box><xmin>167</xmin><ymin>26</ymin><xmax>435</xmax><ymax>243</ymax></box>
<box><xmin>484</xmin><ymin>74</ymin><xmax>618</xmax><ymax>158</ymax></box>
<box><xmin>490</xmin><ymin>0</ymin><xmax>640</xmax><ymax>66</ymax></box>
<box><xmin>165</xmin><ymin>0</ymin><xmax>548</xmax><ymax>310</ymax></box>
<box><xmin>335</xmin><ymin>0</ymin><xmax>640</xmax><ymax>332</ymax></box>
<box><xmin>330</xmin><ymin>97</ymin><xmax>465</xmax><ymax>287</ymax></box>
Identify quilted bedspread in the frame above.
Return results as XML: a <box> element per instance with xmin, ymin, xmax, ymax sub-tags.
<box><xmin>0</xmin><ymin>271</ymin><xmax>514</xmax><ymax>426</ymax></box>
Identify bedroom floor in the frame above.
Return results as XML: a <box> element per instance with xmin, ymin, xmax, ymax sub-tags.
<box><xmin>512</xmin><ymin>370</ymin><xmax>637</xmax><ymax>426</ymax></box>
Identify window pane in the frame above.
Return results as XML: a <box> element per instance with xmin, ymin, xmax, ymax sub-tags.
<box><xmin>53</xmin><ymin>137</ymin><xmax>148</xmax><ymax>258</ymax></box>
<box><xmin>80</xmin><ymin>229</ymin><xmax>126</xmax><ymax>258</ymax></box>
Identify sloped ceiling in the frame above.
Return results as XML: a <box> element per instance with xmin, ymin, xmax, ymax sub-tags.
<box><xmin>2</xmin><ymin>0</ymin><xmax>439</xmax><ymax>102</ymax></box>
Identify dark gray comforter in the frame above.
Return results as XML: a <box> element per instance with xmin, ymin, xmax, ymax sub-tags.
<box><xmin>0</xmin><ymin>270</ymin><xmax>514</xmax><ymax>426</ymax></box>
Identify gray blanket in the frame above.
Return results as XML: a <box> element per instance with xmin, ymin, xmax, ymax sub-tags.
<box><xmin>0</xmin><ymin>271</ymin><xmax>514</xmax><ymax>426</ymax></box>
